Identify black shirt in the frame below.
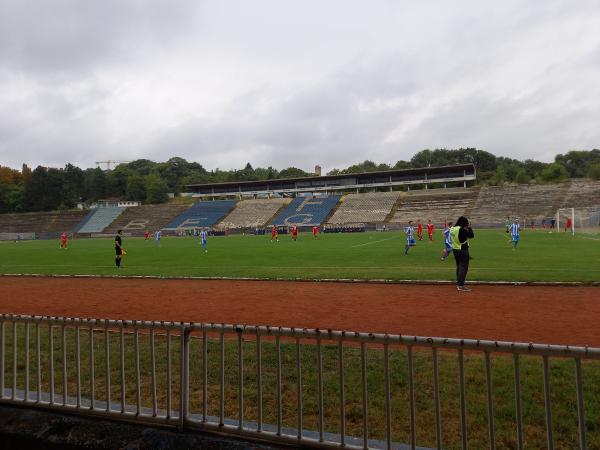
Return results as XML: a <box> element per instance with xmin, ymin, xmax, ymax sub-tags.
<box><xmin>115</xmin><ymin>235</ymin><xmax>122</xmax><ymax>248</ymax></box>
<box><xmin>458</xmin><ymin>227</ymin><xmax>474</xmax><ymax>250</ymax></box>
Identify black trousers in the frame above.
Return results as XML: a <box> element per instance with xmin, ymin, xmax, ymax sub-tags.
<box><xmin>453</xmin><ymin>248</ymin><xmax>470</xmax><ymax>286</ymax></box>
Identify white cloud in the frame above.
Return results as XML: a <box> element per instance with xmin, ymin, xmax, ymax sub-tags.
<box><xmin>1</xmin><ymin>0</ymin><xmax>599</xmax><ymax>173</ymax></box>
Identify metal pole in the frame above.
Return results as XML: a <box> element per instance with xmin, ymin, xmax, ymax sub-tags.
<box><xmin>513</xmin><ymin>354</ymin><xmax>523</xmax><ymax>450</ymax></box>
<box><xmin>543</xmin><ymin>356</ymin><xmax>554</xmax><ymax>450</ymax></box>
<box><xmin>49</xmin><ymin>324</ymin><xmax>54</xmax><ymax>405</ymax></box>
<box><xmin>575</xmin><ymin>358</ymin><xmax>587</xmax><ymax>450</ymax></box>
<box><xmin>105</xmin><ymin>325</ymin><xmax>111</xmax><ymax>412</ymax></box>
<box><xmin>0</xmin><ymin>321</ymin><xmax>4</xmax><ymax>399</ymax></box>
<box><xmin>62</xmin><ymin>324</ymin><xmax>67</xmax><ymax>406</ymax></box>
<box><xmin>76</xmin><ymin>326</ymin><xmax>81</xmax><ymax>408</ymax></box>
<box><xmin>256</xmin><ymin>333</ymin><xmax>262</xmax><ymax>432</ymax></box>
<box><xmin>384</xmin><ymin>343</ymin><xmax>391</xmax><ymax>450</ymax></box>
<box><xmin>485</xmin><ymin>352</ymin><xmax>495</xmax><ymax>450</ymax></box>
<box><xmin>408</xmin><ymin>346</ymin><xmax>416</xmax><ymax>450</ymax></box>
<box><xmin>360</xmin><ymin>342</ymin><xmax>369</xmax><ymax>450</ymax></box>
<box><xmin>12</xmin><ymin>321</ymin><xmax>17</xmax><ymax>400</ymax></box>
<box><xmin>317</xmin><ymin>336</ymin><xmax>324</xmax><ymax>443</ymax></box>
<box><xmin>202</xmin><ymin>330</ymin><xmax>208</xmax><ymax>423</ymax></box>
<box><xmin>296</xmin><ymin>337</ymin><xmax>302</xmax><ymax>440</ymax></box>
<box><xmin>432</xmin><ymin>347</ymin><xmax>442</xmax><ymax>450</ymax></box>
<box><xmin>219</xmin><ymin>330</ymin><xmax>225</xmax><ymax>426</ymax></box>
<box><xmin>459</xmin><ymin>349</ymin><xmax>467</xmax><ymax>450</ymax></box>
<box><xmin>238</xmin><ymin>331</ymin><xmax>244</xmax><ymax>430</ymax></box>
<box><xmin>134</xmin><ymin>327</ymin><xmax>140</xmax><ymax>415</ymax></box>
<box><xmin>119</xmin><ymin>324</ymin><xmax>125</xmax><ymax>414</ymax></box>
<box><xmin>179</xmin><ymin>326</ymin><xmax>190</xmax><ymax>430</ymax></box>
<box><xmin>24</xmin><ymin>323</ymin><xmax>30</xmax><ymax>402</ymax></box>
<box><xmin>151</xmin><ymin>329</ymin><xmax>157</xmax><ymax>417</ymax></box>
<box><xmin>167</xmin><ymin>330</ymin><xmax>172</xmax><ymax>420</ymax></box>
<box><xmin>276</xmin><ymin>335</ymin><xmax>282</xmax><ymax>436</ymax></box>
<box><xmin>89</xmin><ymin>324</ymin><xmax>95</xmax><ymax>410</ymax></box>
<box><xmin>338</xmin><ymin>341</ymin><xmax>346</xmax><ymax>447</ymax></box>
<box><xmin>36</xmin><ymin>323</ymin><xmax>41</xmax><ymax>403</ymax></box>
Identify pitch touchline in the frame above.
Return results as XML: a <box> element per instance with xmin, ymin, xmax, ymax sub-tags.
<box><xmin>351</xmin><ymin>237</ymin><xmax>397</xmax><ymax>248</ymax></box>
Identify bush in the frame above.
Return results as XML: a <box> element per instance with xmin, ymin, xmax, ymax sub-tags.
<box><xmin>539</xmin><ymin>163</ymin><xmax>569</xmax><ymax>182</ymax></box>
<box><xmin>587</xmin><ymin>163</ymin><xmax>600</xmax><ymax>180</ymax></box>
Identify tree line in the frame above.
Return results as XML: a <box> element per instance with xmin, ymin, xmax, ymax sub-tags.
<box><xmin>1</xmin><ymin>149</ymin><xmax>599</xmax><ymax>214</ymax></box>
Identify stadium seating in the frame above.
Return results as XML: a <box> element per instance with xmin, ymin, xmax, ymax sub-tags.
<box><xmin>104</xmin><ymin>204</ymin><xmax>191</xmax><ymax>235</ymax></box>
<box><xmin>216</xmin><ymin>198</ymin><xmax>290</xmax><ymax>229</ymax></box>
<box><xmin>271</xmin><ymin>196</ymin><xmax>340</xmax><ymax>226</ymax></box>
<box><xmin>560</xmin><ymin>180</ymin><xmax>600</xmax><ymax>208</ymax></box>
<box><xmin>164</xmin><ymin>200</ymin><xmax>237</xmax><ymax>229</ymax></box>
<box><xmin>389</xmin><ymin>188</ymin><xmax>479</xmax><ymax>226</ymax></box>
<box><xmin>77</xmin><ymin>206</ymin><xmax>125</xmax><ymax>233</ymax></box>
<box><xmin>469</xmin><ymin>184</ymin><xmax>570</xmax><ymax>226</ymax></box>
<box><xmin>327</xmin><ymin>191</ymin><xmax>400</xmax><ymax>224</ymax></box>
<box><xmin>0</xmin><ymin>210</ymin><xmax>89</xmax><ymax>237</ymax></box>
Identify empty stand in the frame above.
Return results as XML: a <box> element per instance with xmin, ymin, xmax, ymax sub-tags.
<box><xmin>271</xmin><ymin>196</ymin><xmax>340</xmax><ymax>226</ymax></box>
<box><xmin>389</xmin><ymin>188</ymin><xmax>479</xmax><ymax>226</ymax></box>
<box><xmin>77</xmin><ymin>206</ymin><xmax>125</xmax><ymax>233</ymax></box>
<box><xmin>0</xmin><ymin>210</ymin><xmax>88</xmax><ymax>236</ymax></box>
<box><xmin>164</xmin><ymin>200</ymin><xmax>237</xmax><ymax>230</ymax></box>
<box><xmin>216</xmin><ymin>198</ymin><xmax>290</xmax><ymax>229</ymax></box>
<box><xmin>469</xmin><ymin>183</ymin><xmax>570</xmax><ymax>226</ymax></box>
<box><xmin>560</xmin><ymin>180</ymin><xmax>600</xmax><ymax>208</ymax></box>
<box><xmin>104</xmin><ymin>204</ymin><xmax>191</xmax><ymax>235</ymax></box>
<box><xmin>327</xmin><ymin>192</ymin><xmax>400</xmax><ymax>224</ymax></box>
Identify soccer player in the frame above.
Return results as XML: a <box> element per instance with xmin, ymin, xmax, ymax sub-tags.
<box><xmin>144</xmin><ymin>230</ymin><xmax>150</xmax><ymax>240</ymax></box>
<box><xmin>155</xmin><ymin>229</ymin><xmax>162</xmax><ymax>246</ymax></box>
<box><xmin>416</xmin><ymin>220</ymin><xmax>423</xmax><ymax>241</ymax></box>
<box><xmin>312</xmin><ymin>226</ymin><xmax>319</xmax><ymax>239</ymax></box>
<box><xmin>426</xmin><ymin>220</ymin><xmax>434</xmax><ymax>242</ymax></box>
<box><xmin>450</xmin><ymin>216</ymin><xmax>474</xmax><ymax>291</ymax></box>
<box><xmin>271</xmin><ymin>225</ymin><xmax>279</xmax><ymax>243</ymax></box>
<box><xmin>565</xmin><ymin>217</ymin><xmax>573</xmax><ymax>233</ymax></box>
<box><xmin>115</xmin><ymin>229</ymin><xmax>124</xmax><ymax>268</ymax></box>
<box><xmin>441</xmin><ymin>222</ymin><xmax>452</xmax><ymax>261</ymax></box>
<box><xmin>404</xmin><ymin>221</ymin><xmax>416</xmax><ymax>255</ymax></box>
<box><xmin>291</xmin><ymin>225</ymin><xmax>298</xmax><ymax>241</ymax></box>
<box><xmin>509</xmin><ymin>218</ymin><xmax>520</xmax><ymax>249</ymax></box>
<box><xmin>200</xmin><ymin>228</ymin><xmax>208</xmax><ymax>253</ymax></box>
<box><xmin>60</xmin><ymin>232</ymin><xmax>68</xmax><ymax>249</ymax></box>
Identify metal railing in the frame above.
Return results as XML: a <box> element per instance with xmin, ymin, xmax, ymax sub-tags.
<box><xmin>0</xmin><ymin>313</ymin><xmax>597</xmax><ymax>450</ymax></box>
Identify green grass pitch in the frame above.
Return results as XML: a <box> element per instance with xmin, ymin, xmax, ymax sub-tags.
<box><xmin>1</xmin><ymin>229</ymin><xmax>598</xmax><ymax>282</ymax></box>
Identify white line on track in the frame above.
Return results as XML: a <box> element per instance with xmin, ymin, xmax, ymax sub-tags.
<box><xmin>351</xmin><ymin>237</ymin><xmax>396</xmax><ymax>248</ymax></box>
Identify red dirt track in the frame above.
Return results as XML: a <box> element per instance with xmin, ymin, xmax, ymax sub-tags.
<box><xmin>1</xmin><ymin>276</ymin><xmax>599</xmax><ymax>347</ymax></box>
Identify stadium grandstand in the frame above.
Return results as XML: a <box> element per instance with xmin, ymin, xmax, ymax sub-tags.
<box><xmin>327</xmin><ymin>191</ymin><xmax>401</xmax><ymax>225</ymax></box>
<box><xmin>75</xmin><ymin>206</ymin><xmax>125</xmax><ymax>234</ymax></box>
<box><xmin>164</xmin><ymin>199</ymin><xmax>238</xmax><ymax>230</ymax></box>
<box><xmin>102</xmin><ymin>204</ymin><xmax>191</xmax><ymax>236</ymax></box>
<box><xmin>270</xmin><ymin>195</ymin><xmax>340</xmax><ymax>227</ymax></box>
<box><xmin>215</xmin><ymin>198</ymin><xmax>290</xmax><ymax>229</ymax></box>
<box><xmin>0</xmin><ymin>210</ymin><xmax>88</xmax><ymax>240</ymax></box>
<box><xmin>185</xmin><ymin>164</ymin><xmax>476</xmax><ymax>198</ymax></box>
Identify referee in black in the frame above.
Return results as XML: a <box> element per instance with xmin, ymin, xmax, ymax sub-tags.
<box><xmin>115</xmin><ymin>229</ymin><xmax>123</xmax><ymax>268</ymax></box>
<box><xmin>450</xmin><ymin>216</ymin><xmax>474</xmax><ymax>291</ymax></box>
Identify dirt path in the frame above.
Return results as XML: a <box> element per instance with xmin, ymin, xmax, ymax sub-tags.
<box><xmin>1</xmin><ymin>276</ymin><xmax>598</xmax><ymax>347</ymax></box>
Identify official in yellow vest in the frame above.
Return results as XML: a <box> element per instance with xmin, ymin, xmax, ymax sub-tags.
<box><xmin>450</xmin><ymin>216</ymin><xmax>474</xmax><ymax>291</ymax></box>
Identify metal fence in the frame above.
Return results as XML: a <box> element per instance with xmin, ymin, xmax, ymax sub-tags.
<box><xmin>0</xmin><ymin>313</ymin><xmax>597</xmax><ymax>450</ymax></box>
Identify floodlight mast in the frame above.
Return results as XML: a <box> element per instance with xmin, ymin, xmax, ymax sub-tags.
<box><xmin>95</xmin><ymin>160</ymin><xmax>130</xmax><ymax>170</ymax></box>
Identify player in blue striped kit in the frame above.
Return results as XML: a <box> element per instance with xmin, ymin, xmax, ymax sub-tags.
<box><xmin>509</xmin><ymin>219</ymin><xmax>520</xmax><ymax>249</ymax></box>
<box><xmin>404</xmin><ymin>221</ymin><xmax>416</xmax><ymax>255</ymax></box>
<box><xmin>441</xmin><ymin>222</ymin><xmax>453</xmax><ymax>261</ymax></box>
<box><xmin>200</xmin><ymin>229</ymin><xmax>208</xmax><ymax>253</ymax></box>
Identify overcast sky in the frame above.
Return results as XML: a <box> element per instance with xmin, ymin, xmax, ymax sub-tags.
<box><xmin>1</xmin><ymin>0</ymin><xmax>599</xmax><ymax>174</ymax></box>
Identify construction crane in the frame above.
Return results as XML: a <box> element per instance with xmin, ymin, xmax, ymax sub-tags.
<box><xmin>95</xmin><ymin>160</ymin><xmax>130</xmax><ymax>170</ymax></box>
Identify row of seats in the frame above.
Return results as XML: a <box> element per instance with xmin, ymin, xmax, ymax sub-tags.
<box><xmin>216</xmin><ymin>199</ymin><xmax>289</xmax><ymax>229</ymax></box>
<box><xmin>77</xmin><ymin>206</ymin><xmax>125</xmax><ymax>233</ymax></box>
<box><xmin>271</xmin><ymin>196</ymin><xmax>340</xmax><ymax>226</ymax></box>
<box><xmin>0</xmin><ymin>210</ymin><xmax>88</xmax><ymax>234</ymax></box>
<box><xmin>328</xmin><ymin>192</ymin><xmax>400</xmax><ymax>224</ymax></box>
<box><xmin>104</xmin><ymin>204</ymin><xmax>191</xmax><ymax>235</ymax></box>
<box><xmin>390</xmin><ymin>189</ymin><xmax>479</xmax><ymax>226</ymax></box>
<box><xmin>165</xmin><ymin>200</ymin><xmax>238</xmax><ymax>230</ymax></box>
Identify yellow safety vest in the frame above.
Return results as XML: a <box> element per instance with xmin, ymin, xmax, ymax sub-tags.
<box><xmin>450</xmin><ymin>226</ymin><xmax>464</xmax><ymax>250</ymax></box>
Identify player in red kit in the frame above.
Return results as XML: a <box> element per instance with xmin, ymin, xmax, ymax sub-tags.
<box><xmin>60</xmin><ymin>232</ymin><xmax>68</xmax><ymax>249</ymax></box>
<box><xmin>270</xmin><ymin>225</ymin><xmax>279</xmax><ymax>243</ymax></box>
<box><xmin>426</xmin><ymin>220</ymin><xmax>434</xmax><ymax>242</ymax></box>
<box><xmin>144</xmin><ymin>230</ymin><xmax>150</xmax><ymax>240</ymax></box>
<box><xmin>416</xmin><ymin>220</ymin><xmax>423</xmax><ymax>241</ymax></box>
<box><xmin>312</xmin><ymin>226</ymin><xmax>319</xmax><ymax>239</ymax></box>
<box><xmin>565</xmin><ymin>217</ymin><xmax>572</xmax><ymax>233</ymax></box>
<box><xmin>291</xmin><ymin>225</ymin><xmax>298</xmax><ymax>241</ymax></box>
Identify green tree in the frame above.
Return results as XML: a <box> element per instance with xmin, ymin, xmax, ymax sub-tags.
<box><xmin>555</xmin><ymin>150</ymin><xmax>600</xmax><ymax>178</ymax></box>
<box><xmin>83</xmin><ymin>168</ymin><xmax>107</xmax><ymax>201</ymax></box>
<box><xmin>540</xmin><ymin>163</ymin><xmax>569</xmax><ymax>182</ymax></box>
<box><xmin>62</xmin><ymin>163</ymin><xmax>85</xmax><ymax>208</ymax></box>
<box><xmin>515</xmin><ymin>169</ymin><xmax>530</xmax><ymax>184</ymax></box>
<box><xmin>126</xmin><ymin>174</ymin><xmax>146</xmax><ymax>201</ymax></box>
<box><xmin>144</xmin><ymin>173</ymin><xmax>169</xmax><ymax>203</ymax></box>
<box><xmin>587</xmin><ymin>163</ymin><xmax>600</xmax><ymax>180</ymax></box>
<box><xmin>279</xmin><ymin>167</ymin><xmax>310</xmax><ymax>178</ymax></box>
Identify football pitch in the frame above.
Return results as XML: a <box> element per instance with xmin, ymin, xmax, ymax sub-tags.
<box><xmin>1</xmin><ymin>229</ymin><xmax>598</xmax><ymax>283</ymax></box>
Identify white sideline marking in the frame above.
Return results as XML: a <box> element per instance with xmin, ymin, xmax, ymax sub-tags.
<box><xmin>351</xmin><ymin>237</ymin><xmax>396</xmax><ymax>248</ymax></box>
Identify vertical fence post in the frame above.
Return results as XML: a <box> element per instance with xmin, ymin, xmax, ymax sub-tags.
<box><xmin>317</xmin><ymin>334</ymin><xmax>324</xmax><ymax>443</ymax></box>
<box><xmin>338</xmin><ymin>340</ymin><xmax>346</xmax><ymax>448</ymax></box>
<box><xmin>202</xmin><ymin>329</ymin><xmax>208</xmax><ymax>423</ymax></box>
<box><xmin>167</xmin><ymin>329</ymin><xmax>172</xmax><ymax>420</ymax></box>
<box><xmin>36</xmin><ymin>321</ymin><xmax>41</xmax><ymax>404</ymax></box>
<box><xmin>24</xmin><ymin>322</ymin><xmax>30</xmax><ymax>402</ymax></box>
<box><xmin>76</xmin><ymin>325</ymin><xmax>81</xmax><ymax>408</ymax></box>
<box><xmin>543</xmin><ymin>356</ymin><xmax>554</xmax><ymax>450</ymax></box>
<box><xmin>89</xmin><ymin>321</ymin><xmax>95</xmax><ymax>410</ymax></box>
<box><xmin>0</xmin><ymin>319</ymin><xmax>4</xmax><ymax>399</ymax></box>
<box><xmin>238</xmin><ymin>327</ymin><xmax>244</xmax><ymax>431</ymax></box>
<box><xmin>49</xmin><ymin>323</ymin><xmax>54</xmax><ymax>405</ymax></box>
<box><xmin>384</xmin><ymin>342</ymin><xmax>392</xmax><ymax>450</ymax></box>
<box><xmin>179</xmin><ymin>325</ymin><xmax>190</xmax><ymax>431</ymax></box>
<box><xmin>432</xmin><ymin>347</ymin><xmax>442</xmax><ymax>450</ymax></box>
<box><xmin>105</xmin><ymin>321</ymin><xmax>111</xmax><ymax>412</ymax></box>
<box><xmin>119</xmin><ymin>322</ymin><xmax>125</xmax><ymax>414</ymax></box>
<box><xmin>574</xmin><ymin>358</ymin><xmax>587</xmax><ymax>450</ymax></box>
<box><xmin>62</xmin><ymin>323</ymin><xmax>67</xmax><ymax>406</ymax></box>
<box><xmin>12</xmin><ymin>320</ymin><xmax>17</xmax><ymax>400</ymax></box>
<box><xmin>296</xmin><ymin>336</ymin><xmax>303</xmax><ymax>440</ymax></box>
<box><xmin>485</xmin><ymin>352</ymin><xmax>495</xmax><ymax>450</ymax></box>
<box><xmin>219</xmin><ymin>329</ymin><xmax>225</xmax><ymax>427</ymax></box>
<box><xmin>458</xmin><ymin>349</ymin><xmax>467</xmax><ymax>450</ymax></box>
<box><xmin>513</xmin><ymin>353</ymin><xmax>523</xmax><ymax>450</ymax></box>
<box><xmin>408</xmin><ymin>345</ymin><xmax>416</xmax><ymax>450</ymax></box>
<box><xmin>360</xmin><ymin>341</ymin><xmax>369</xmax><ymax>450</ymax></box>
<box><xmin>256</xmin><ymin>331</ymin><xmax>262</xmax><ymax>432</ymax></box>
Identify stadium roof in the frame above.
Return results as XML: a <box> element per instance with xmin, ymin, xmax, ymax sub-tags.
<box><xmin>185</xmin><ymin>163</ymin><xmax>476</xmax><ymax>197</ymax></box>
